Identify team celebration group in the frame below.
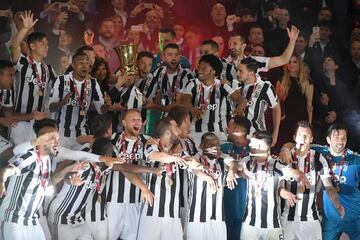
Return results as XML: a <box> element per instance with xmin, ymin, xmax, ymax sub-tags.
<box><xmin>0</xmin><ymin>1</ymin><xmax>359</xmax><ymax>240</ymax></box>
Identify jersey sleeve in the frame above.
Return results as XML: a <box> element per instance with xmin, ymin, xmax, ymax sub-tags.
<box><xmin>264</xmin><ymin>83</ymin><xmax>279</xmax><ymax>108</ymax></box>
<box><xmin>183</xmin><ymin>81</ymin><xmax>195</xmax><ymax>95</ymax></box>
<box><xmin>8</xmin><ymin>151</ymin><xmax>36</xmax><ymax>175</ymax></box>
<box><xmin>92</xmin><ymin>80</ymin><xmax>105</xmax><ymax>114</ymax></box>
<box><xmin>49</xmin><ymin>76</ymin><xmax>62</xmax><ymax>104</ymax></box>
<box><xmin>317</xmin><ymin>153</ymin><xmax>331</xmax><ymax>181</ymax></box>
<box><xmin>144</xmin><ymin>144</ymin><xmax>160</xmax><ymax>162</ymax></box>
<box><xmin>251</xmin><ymin>56</ymin><xmax>270</xmax><ymax>73</ymax></box>
<box><xmin>54</xmin><ymin>146</ymin><xmax>100</xmax><ymax>163</ymax></box>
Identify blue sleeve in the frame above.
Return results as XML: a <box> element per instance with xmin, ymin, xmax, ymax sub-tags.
<box><xmin>180</xmin><ymin>56</ymin><xmax>190</xmax><ymax>69</ymax></box>
<box><xmin>220</xmin><ymin>143</ymin><xmax>232</xmax><ymax>154</ymax></box>
<box><xmin>310</xmin><ymin>144</ymin><xmax>329</xmax><ymax>155</ymax></box>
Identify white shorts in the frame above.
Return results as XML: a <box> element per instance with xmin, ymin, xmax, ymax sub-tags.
<box><xmin>186</xmin><ymin>221</ymin><xmax>227</xmax><ymax>240</ymax></box>
<box><xmin>86</xmin><ymin>220</ymin><xmax>107</xmax><ymax>240</ymax></box>
<box><xmin>10</xmin><ymin>121</ymin><xmax>36</xmax><ymax>146</ymax></box>
<box><xmin>107</xmin><ymin>203</ymin><xmax>139</xmax><ymax>240</ymax></box>
<box><xmin>190</xmin><ymin>131</ymin><xmax>227</xmax><ymax>148</ymax></box>
<box><xmin>281</xmin><ymin>218</ymin><xmax>322</xmax><ymax>240</ymax></box>
<box><xmin>50</xmin><ymin>222</ymin><xmax>93</xmax><ymax>240</ymax></box>
<box><xmin>240</xmin><ymin>224</ymin><xmax>284</xmax><ymax>240</ymax></box>
<box><xmin>39</xmin><ymin>214</ymin><xmax>51</xmax><ymax>240</ymax></box>
<box><xmin>136</xmin><ymin>215</ymin><xmax>183</xmax><ymax>240</ymax></box>
<box><xmin>0</xmin><ymin>220</ymin><xmax>45</xmax><ymax>240</ymax></box>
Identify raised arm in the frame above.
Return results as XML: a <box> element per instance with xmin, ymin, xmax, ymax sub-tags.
<box><xmin>11</xmin><ymin>11</ymin><xmax>38</xmax><ymax>62</ymax></box>
<box><xmin>267</xmin><ymin>26</ymin><xmax>299</xmax><ymax>70</ymax></box>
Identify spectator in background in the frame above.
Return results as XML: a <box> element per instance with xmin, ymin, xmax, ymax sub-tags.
<box><xmin>275</xmin><ymin>54</ymin><xmax>314</xmax><ymax>150</ymax></box>
<box><xmin>294</xmin><ymin>31</ymin><xmax>310</xmax><ymax>63</ymax></box>
<box><xmin>0</xmin><ymin>8</ymin><xmax>12</xmax><ymax>61</ymax></box>
<box><xmin>182</xmin><ymin>26</ymin><xmax>202</xmax><ymax>70</ymax></box>
<box><xmin>104</xmin><ymin>0</ymin><xmax>128</xmax><ymax>28</ymax></box>
<box><xmin>91</xmin><ymin>57</ymin><xmax>113</xmax><ymax>94</ymax></box>
<box><xmin>251</xmin><ymin>44</ymin><xmax>265</xmax><ymax>57</ymax></box>
<box><xmin>152</xmin><ymin>28</ymin><xmax>190</xmax><ymax>70</ymax></box>
<box><xmin>308</xmin><ymin>20</ymin><xmax>340</xmax><ymax>85</ymax></box>
<box><xmin>265</xmin><ymin>6</ymin><xmax>292</xmax><ymax>56</ymax></box>
<box><xmin>212</xmin><ymin>35</ymin><xmax>225</xmax><ymax>57</ymax></box>
<box><xmin>246</xmin><ymin>24</ymin><xmax>265</xmax><ymax>55</ymax></box>
<box><xmin>96</xmin><ymin>17</ymin><xmax>119</xmax><ymax>74</ymax></box>
<box><xmin>47</xmin><ymin>29</ymin><xmax>73</xmax><ymax>67</ymax></box>
<box><xmin>339</xmin><ymin>40</ymin><xmax>360</xmax><ymax>89</ymax></box>
<box><xmin>173</xmin><ymin>22</ymin><xmax>185</xmax><ymax>49</ymax></box>
<box><xmin>93</xmin><ymin>42</ymin><xmax>106</xmax><ymax>59</ymax></box>
<box><xmin>313</xmin><ymin>56</ymin><xmax>347</xmax><ymax>144</ymax></box>
<box><xmin>111</xmin><ymin>14</ymin><xmax>126</xmax><ymax>44</ymax></box>
<box><xmin>205</xmin><ymin>3</ymin><xmax>229</xmax><ymax>41</ymax></box>
<box><xmin>140</xmin><ymin>9</ymin><xmax>163</xmax><ymax>53</ymax></box>
<box><xmin>126</xmin><ymin>28</ymin><xmax>145</xmax><ymax>52</ymax></box>
<box><xmin>56</xmin><ymin>53</ymin><xmax>71</xmax><ymax>75</ymax></box>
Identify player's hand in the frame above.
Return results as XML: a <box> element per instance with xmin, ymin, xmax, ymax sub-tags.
<box><xmin>141</xmin><ymin>187</ymin><xmax>154</xmax><ymax>207</ymax></box>
<box><xmin>0</xmin><ymin>116</ymin><xmax>18</xmax><ymax>128</ymax></box>
<box><xmin>298</xmin><ymin>173</ymin><xmax>311</xmax><ymax>190</ymax></box>
<box><xmin>33</xmin><ymin>111</ymin><xmax>51</xmax><ymax>120</ymax></box>
<box><xmin>287</xmin><ymin>25</ymin><xmax>299</xmax><ymax>43</ymax></box>
<box><xmin>206</xmin><ymin>175</ymin><xmax>217</xmax><ymax>194</ymax></box>
<box><xmin>21</xmin><ymin>10</ymin><xmax>38</xmax><ymax>30</ymax></box>
<box><xmin>336</xmin><ymin>203</ymin><xmax>345</xmax><ymax>219</ymax></box>
<box><xmin>191</xmin><ymin>108</ymin><xmax>203</xmax><ymax>121</ymax></box>
<box><xmin>99</xmin><ymin>156</ymin><xmax>126</xmax><ymax>168</ymax></box>
<box><xmin>184</xmin><ymin>157</ymin><xmax>203</xmax><ymax>170</ymax></box>
<box><xmin>76</xmin><ymin>135</ymin><xmax>95</xmax><ymax>145</ymax></box>
<box><xmin>226</xmin><ymin>170</ymin><xmax>238</xmax><ymax>190</ymax></box>
<box><xmin>68</xmin><ymin>173</ymin><xmax>86</xmax><ymax>186</ymax></box>
<box><xmin>173</xmin><ymin>156</ymin><xmax>188</xmax><ymax>168</ymax></box>
<box><xmin>62</xmin><ymin>92</ymin><xmax>73</xmax><ymax>106</ymax></box>
<box><xmin>325</xmin><ymin>111</ymin><xmax>336</xmax><ymax>124</ymax></box>
<box><xmin>279</xmin><ymin>148</ymin><xmax>292</xmax><ymax>164</ymax></box>
<box><xmin>68</xmin><ymin>161</ymin><xmax>89</xmax><ymax>173</ymax></box>
<box><xmin>282</xmin><ymin>190</ymin><xmax>300</xmax><ymax>207</ymax></box>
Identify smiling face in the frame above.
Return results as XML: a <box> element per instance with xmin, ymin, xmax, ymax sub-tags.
<box><xmin>38</xmin><ymin>128</ymin><xmax>60</xmax><ymax>156</ymax></box>
<box><xmin>197</xmin><ymin>61</ymin><xmax>216</xmax><ymax>83</ymax></box>
<box><xmin>286</xmin><ymin>56</ymin><xmax>300</xmax><ymax>74</ymax></box>
<box><xmin>327</xmin><ymin>129</ymin><xmax>347</xmax><ymax>156</ymax></box>
<box><xmin>122</xmin><ymin>110</ymin><xmax>142</xmax><ymax>137</ymax></box>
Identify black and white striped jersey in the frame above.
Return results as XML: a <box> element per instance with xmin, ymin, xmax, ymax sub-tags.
<box><xmin>106</xmin><ymin>133</ymin><xmax>149</xmax><ymax>204</ymax></box>
<box><xmin>0</xmin><ymin>148</ymin><xmax>51</xmax><ymax>226</ymax></box>
<box><xmin>225</xmin><ymin>55</ymin><xmax>270</xmax><ymax>73</ymax></box>
<box><xmin>242</xmin><ymin>75</ymin><xmax>278</xmax><ymax>136</ymax></box>
<box><xmin>153</xmin><ymin>66</ymin><xmax>194</xmax><ymax>105</ymax></box>
<box><xmin>0</xmin><ymin>89</ymin><xmax>13</xmax><ymax>108</ymax></box>
<box><xmin>14</xmin><ymin>54</ymin><xmax>56</xmax><ymax>114</ymax></box>
<box><xmin>242</xmin><ymin>156</ymin><xmax>288</xmax><ymax>229</ymax></box>
<box><xmin>280</xmin><ymin>148</ymin><xmax>331</xmax><ymax>222</ymax></box>
<box><xmin>142</xmin><ymin>143</ymin><xmax>188</xmax><ymax>218</ymax></box>
<box><xmin>179</xmin><ymin>137</ymin><xmax>197</xmax><ymax>157</ymax></box>
<box><xmin>219</xmin><ymin>58</ymin><xmax>241</xmax><ymax>89</ymax></box>
<box><xmin>188</xmin><ymin>153</ymin><xmax>226</xmax><ymax>223</ymax></box>
<box><xmin>109</xmin><ymin>73</ymin><xmax>158</xmax><ymax>120</ymax></box>
<box><xmin>48</xmin><ymin>162</ymin><xmax>110</xmax><ymax>225</ymax></box>
<box><xmin>49</xmin><ymin>71</ymin><xmax>104</xmax><ymax>138</ymax></box>
<box><xmin>183</xmin><ymin>78</ymin><xmax>234</xmax><ymax>133</ymax></box>
<box><xmin>83</xmin><ymin>186</ymin><xmax>107</xmax><ymax>223</ymax></box>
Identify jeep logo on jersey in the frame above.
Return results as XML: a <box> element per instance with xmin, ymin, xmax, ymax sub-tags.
<box><xmin>334</xmin><ymin>175</ymin><xmax>347</xmax><ymax>183</ymax></box>
<box><xmin>207</xmin><ymin>103</ymin><xmax>218</xmax><ymax>111</ymax></box>
<box><xmin>84</xmin><ymin>180</ymin><xmax>97</xmax><ymax>190</ymax></box>
<box><xmin>67</xmin><ymin>98</ymin><xmax>88</xmax><ymax>107</ymax></box>
<box><xmin>26</xmin><ymin>75</ymin><xmax>47</xmax><ymax>88</ymax></box>
<box><xmin>123</xmin><ymin>152</ymin><xmax>142</xmax><ymax>162</ymax></box>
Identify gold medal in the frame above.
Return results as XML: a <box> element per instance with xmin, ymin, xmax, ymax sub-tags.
<box><xmin>299</xmin><ymin>185</ymin><xmax>305</xmax><ymax>193</ymax></box>
<box><xmin>80</xmin><ymin>109</ymin><xmax>85</xmax><ymax>116</ymax></box>
<box><xmin>336</xmin><ymin>185</ymin><xmax>340</xmax><ymax>192</ymax></box>
<box><xmin>97</xmin><ymin>195</ymin><xmax>101</xmax><ymax>203</ymax></box>
<box><xmin>255</xmin><ymin>190</ymin><xmax>261</xmax><ymax>198</ymax></box>
<box><xmin>38</xmin><ymin>90</ymin><xmax>43</xmax><ymax>96</ymax></box>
